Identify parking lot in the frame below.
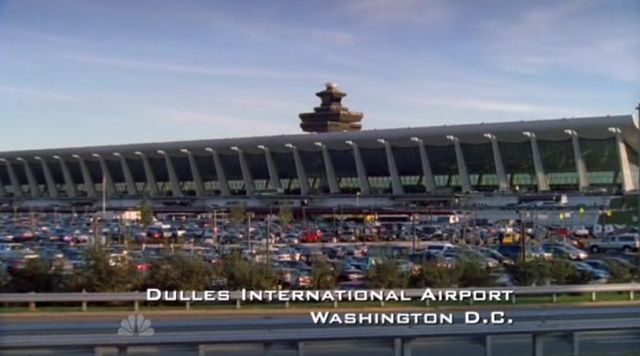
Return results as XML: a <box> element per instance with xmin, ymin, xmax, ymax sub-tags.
<box><xmin>0</xmin><ymin>210</ymin><xmax>638</xmax><ymax>293</ymax></box>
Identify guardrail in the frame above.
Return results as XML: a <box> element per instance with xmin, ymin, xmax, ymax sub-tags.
<box><xmin>1</xmin><ymin>283</ymin><xmax>639</xmax><ymax>312</ymax></box>
<box><xmin>1</xmin><ymin>317</ymin><xmax>639</xmax><ymax>356</ymax></box>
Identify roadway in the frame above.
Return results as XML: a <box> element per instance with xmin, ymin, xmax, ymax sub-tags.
<box><xmin>1</xmin><ymin>305</ymin><xmax>639</xmax><ymax>355</ymax></box>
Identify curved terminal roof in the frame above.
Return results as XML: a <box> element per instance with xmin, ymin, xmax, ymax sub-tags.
<box><xmin>0</xmin><ymin>114</ymin><xmax>637</xmax><ymax>159</ymax></box>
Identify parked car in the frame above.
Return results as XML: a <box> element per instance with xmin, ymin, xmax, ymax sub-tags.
<box><xmin>588</xmin><ymin>234</ymin><xmax>640</xmax><ymax>253</ymax></box>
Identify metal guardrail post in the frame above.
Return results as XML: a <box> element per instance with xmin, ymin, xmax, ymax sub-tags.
<box><xmin>197</xmin><ymin>345</ymin><xmax>207</xmax><ymax>356</ymax></box>
<box><xmin>591</xmin><ymin>292</ymin><xmax>596</xmax><ymax>302</ymax></box>
<box><xmin>552</xmin><ymin>294</ymin><xmax>557</xmax><ymax>303</ymax></box>
<box><xmin>533</xmin><ymin>333</ymin><xmax>544</xmax><ymax>356</ymax></box>
<box><xmin>297</xmin><ymin>341</ymin><xmax>305</xmax><ymax>356</ymax></box>
<box><xmin>285</xmin><ymin>301</ymin><xmax>290</xmax><ymax>309</ymax></box>
<box><xmin>82</xmin><ymin>290</ymin><xmax>88</xmax><ymax>312</ymax></box>
<box><xmin>333</xmin><ymin>300</ymin><xmax>338</xmax><ymax>308</ymax></box>
<box><xmin>484</xmin><ymin>335</ymin><xmax>493</xmax><ymax>356</ymax></box>
<box><xmin>186</xmin><ymin>302</ymin><xmax>191</xmax><ymax>311</ymax></box>
<box><xmin>393</xmin><ymin>338</ymin><xmax>402</xmax><ymax>356</ymax></box>
<box><xmin>571</xmin><ymin>332</ymin><xmax>580</xmax><ymax>356</ymax></box>
<box><xmin>402</xmin><ymin>338</ymin><xmax>413</xmax><ymax>356</ymax></box>
<box><xmin>28</xmin><ymin>292</ymin><xmax>36</xmax><ymax>312</ymax></box>
<box><xmin>134</xmin><ymin>301</ymin><xmax>139</xmax><ymax>312</ymax></box>
<box><xmin>511</xmin><ymin>295</ymin><xmax>516</xmax><ymax>304</ymax></box>
<box><xmin>236</xmin><ymin>299</ymin><xmax>241</xmax><ymax>309</ymax></box>
<box><xmin>630</xmin><ymin>291</ymin><xmax>635</xmax><ymax>300</ymax></box>
<box><xmin>264</xmin><ymin>343</ymin><xmax>276</xmax><ymax>356</ymax></box>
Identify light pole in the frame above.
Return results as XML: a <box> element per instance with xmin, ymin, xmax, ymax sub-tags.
<box><xmin>636</xmin><ymin>103</ymin><xmax>640</xmax><ymax>232</ymax></box>
<box><xmin>266</xmin><ymin>205</ymin><xmax>272</xmax><ymax>268</ymax></box>
<box><xmin>411</xmin><ymin>213</ymin><xmax>418</xmax><ymax>253</ymax></box>
<box><xmin>247</xmin><ymin>211</ymin><xmax>254</xmax><ymax>259</ymax></box>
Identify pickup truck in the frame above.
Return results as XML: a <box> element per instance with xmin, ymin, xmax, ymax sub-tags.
<box><xmin>588</xmin><ymin>234</ymin><xmax>640</xmax><ymax>253</ymax></box>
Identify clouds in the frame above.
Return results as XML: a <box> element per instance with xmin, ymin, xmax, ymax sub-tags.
<box><xmin>475</xmin><ymin>1</ymin><xmax>640</xmax><ymax>82</ymax></box>
<box><xmin>343</xmin><ymin>0</ymin><xmax>454</xmax><ymax>26</ymax></box>
<box><xmin>0</xmin><ymin>84</ymin><xmax>80</xmax><ymax>103</ymax></box>
<box><xmin>61</xmin><ymin>54</ymin><xmax>329</xmax><ymax>81</ymax></box>
<box><xmin>0</xmin><ymin>0</ymin><xmax>637</xmax><ymax>151</ymax></box>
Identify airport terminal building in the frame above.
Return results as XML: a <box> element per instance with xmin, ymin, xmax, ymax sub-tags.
<box><xmin>0</xmin><ymin>85</ymin><xmax>638</xmax><ymax>210</ymax></box>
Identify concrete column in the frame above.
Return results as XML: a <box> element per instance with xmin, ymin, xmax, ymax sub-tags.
<box><xmin>0</xmin><ymin>159</ymin><xmax>22</xmax><ymax>198</ymax></box>
<box><xmin>286</xmin><ymin>144</ymin><xmax>309</xmax><ymax>196</ymax></box>
<box><xmin>379</xmin><ymin>139</ymin><xmax>403</xmax><ymax>195</ymax></box>
<box><xmin>36</xmin><ymin>157</ymin><xmax>58</xmax><ymax>198</ymax></box>
<box><xmin>231</xmin><ymin>147</ymin><xmax>255</xmax><ymax>196</ymax></box>
<box><xmin>610</xmin><ymin>128</ymin><xmax>636</xmax><ymax>192</ymax></box>
<box><xmin>484</xmin><ymin>134</ymin><xmax>509</xmax><ymax>192</ymax></box>
<box><xmin>258</xmin><ymin>146</ymin><xmax>282</xmax><ymax>191</ymax></box>
<box><xmin>565</xmin><ymin>130</ymin><xmax>589</xmax><ymax>192</ymax></box>
<box><xmin>73</xmin><ymin>155</ymin><xmax>96</xmax><ymax>199</ymax></box>
<box><xmin>114</xmin><ymin>153</ymin><xmax>137</xmax><ymax>196</ymax></box>
<box><xmin>346</xmin><ymin>141</ymin><xmax>370</xmax><ymax>195</ymax></box>
<box><xmin>92</xmin><ymin>154</ymin><xmax>116</xmax><ymax>197</ymax></box>
<box><xmin>181</xmin><ymin>149</ymin><xmax>205</xmax><ymax>197</ymax></box>
<box><xmin>317</xmin><ymin>143</ymin><xmax>340</xmax><ymax>194</ymax></box>
<box><xmin>0</xmin><ymin>174</ymin><xmax>6</xmax><ymax>197</ymax></box>
<box><xmin>411</xmin><ymin>137</ymin><xmax>437</xmax><ymax>193</ymax></box>
<box><xmin>18</xmin><ymin>158</ymin><xmax>40</xmax><ymax>198</ymax></box>
<box><xmin>523</xmin><ymin>132</ymin><xmax>549</xmax><ymax>192</ymax></box>
<box><xmin>447</xmin><ymin>135</ymin><xmax>472</xmax><ymax>192</ymax></box>
<box><xmin>206</xmin><ymin>148</ymin><xmax>231</xmax><ymax>196</ymax></box>
<box><xmin>135</xmin><ymin>152</ymin><xmax>159</xmax><ymax>197</ymax></box>
<box><xmin>54</xmin><ymin>156</ymin><xmax>77</xmax><ymax>198</ymax></box>
<box><xmin>158</xmin><ymin>151</ymin><xmax>183</xmax><ymax>197</ymax></box>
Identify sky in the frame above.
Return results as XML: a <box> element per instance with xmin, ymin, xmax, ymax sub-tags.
<box><xmin>0</xmin><ymin>0</ymin><xmax>638</xmax><ymax>151</ymax></box>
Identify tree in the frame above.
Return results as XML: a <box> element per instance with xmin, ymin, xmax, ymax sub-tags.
<box><xmin>229</xmin><ymin>205</ymin><xmax>246</xmax><ymax>226</ymax></box>
<box><xmin>457</xmin><ymin>260</ymin><xmax>494</xmax><ymax>287</ymax></box>
<box><xmin>144</xmin><ymin>255</ymin><xmax>213</xmax><ymax>290</ymax></box>
<box><xmin>215</xmin><ymin>252</ymin><xmax>276</xmax><ymax>290</ymax></box>
<box><xmin>77</xmin><ymin>249</ymin><xmax>140</xmax><ymax>292</ymax></box>
<box><xmin>2</xmin><ymin>259</ymin><xmax>66</xmax><ymax>293</ymax></box>
<box><xmin>507</xmin><ymin>260</ymin><xmax>551</xmax><ymax>286</ymax></box>
<box><xmin>410</xmin><ymin>262</ymin><xmax>462</xmax><ymax>288</ymax></box>
<box><xmin>278</xmin><ymin>206</ymin><xmax>294</xmax><ymax>227</ymax></box>
<box><xmin>310</xmin><ymin>259</ymin><xmax>338</xmax><ymax>290</ymax></box>
<box><xmin>139</xmin><ymin>197</ymin><xmax>154</xmax><ymax>229</ymax></box>
<box><xmin>368</xmin><ymin>260</ymin><xmax>409</xmax><ymax>289</ymax></box>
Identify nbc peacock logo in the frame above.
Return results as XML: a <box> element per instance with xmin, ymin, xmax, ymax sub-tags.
<box><xmin>117</xmin><ymin>314</ymin><xmax>155</xmax><ymax>336</ymax></box>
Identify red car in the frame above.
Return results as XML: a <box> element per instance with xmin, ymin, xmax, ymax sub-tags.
<box><xmin>300</xmin><ymin>229</ymin><xmax>322</xmax><ymax>243</ymax></box>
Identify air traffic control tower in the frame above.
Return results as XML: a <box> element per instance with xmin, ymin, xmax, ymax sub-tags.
<box><xmin>299</xmin><ymin>83</ymin><xmax>364</xmax><ymax>133</ymax></box>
